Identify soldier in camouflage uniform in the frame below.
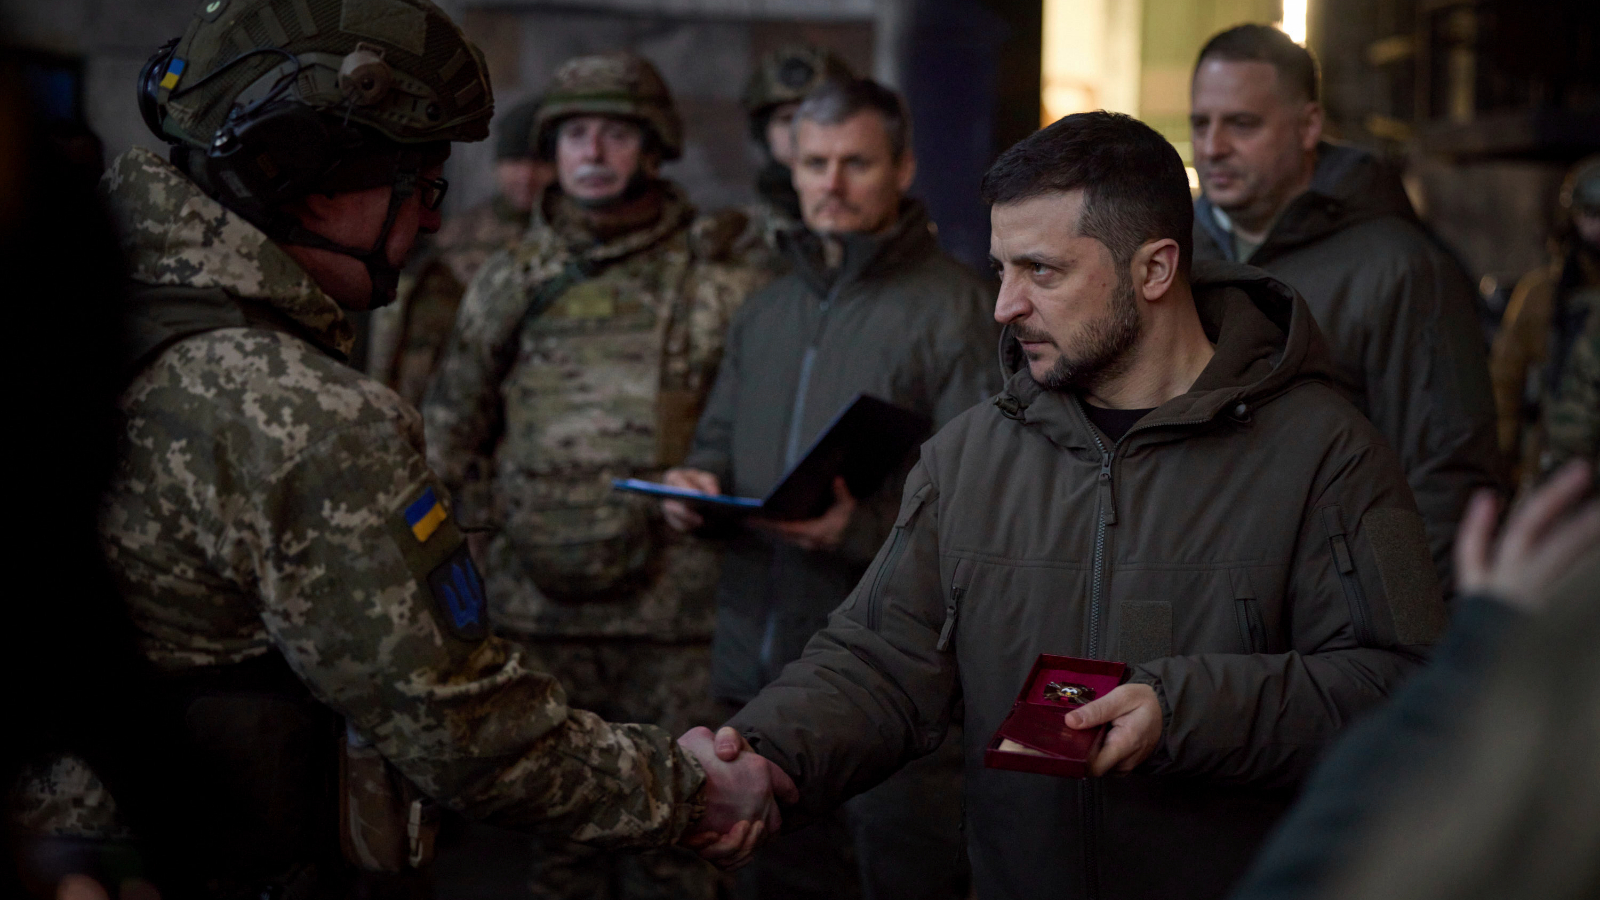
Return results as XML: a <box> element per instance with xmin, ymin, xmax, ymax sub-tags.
<box><xmin>734</xmin><ymin>45</ymin><xmax>852</xmax><ymax>278</ymax></box>
<box><xmin>1492</xmin><ymin>156</ymin><xmax>1600</xmax><ymax>489</ymax></box>
<box><xmin>368</xmin><ymin>96</ymin><xmax>554</xmax><ymax>407</ymax></box>
<box><xmin>422</xmin><ymin>51</ymin><xmax>763</xmax><ymax>900</ymax></box>
<box><xmin>13</xmin><ymin>5</ymin><xmax>788</xmax><ymax>898</ymax></box>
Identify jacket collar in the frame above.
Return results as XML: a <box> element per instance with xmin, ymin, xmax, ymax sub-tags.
<box><xmin>781</xmin><ymin>198</ymin><xmax>940</xmax><ymax>297</ymax></box>
<box><xmin>104</xmin><ymin>148</ymin><xmax>354</xmax><ymax>358</ymax></box>
<box><xmin>1195</xmin><ymin>141</ymin><xmax>1417</xmax><ymax>265</ymax></box>
<box><xmin>995</xmin><ymin>259</ymin><xmax>1333</xmax><ymax>451</ymax></box>
<box><xmin>532</xmin><ymin>180</ymin><xmax>695</xmax><ymax>266</ymax></box>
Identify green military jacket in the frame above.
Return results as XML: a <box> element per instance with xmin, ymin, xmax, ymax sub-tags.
<box><xmin>94</xmin><ymin>148</ymin><xmax>705</xmax><ymax>846</ymax></box>
<box><xmin>423</xmin><ymin>184</ymin><xmax>760</xmax><ymax>640</ymax></box>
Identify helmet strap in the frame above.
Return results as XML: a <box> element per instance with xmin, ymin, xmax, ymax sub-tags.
<box><xmin>277</xmin><ymin>149</ymin><xmax>421</xmax><ymax>309</ymax></box>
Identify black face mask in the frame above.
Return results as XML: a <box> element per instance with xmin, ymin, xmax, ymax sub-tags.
<box><xmin>756</xmin><ymin>159</ymin><xmax>801</xmax><ymax>220</ymax></box>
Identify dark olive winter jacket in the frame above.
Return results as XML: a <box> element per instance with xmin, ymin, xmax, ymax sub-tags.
<box><xmin>728</xmin><ymin>261</ymin><xmax>1443</xmax><ymax>900</ymax></box>
<box><xmin>1195</xmin><ymin>142</ymin><xmax>1503</xmax><ymax>585</ymax></box>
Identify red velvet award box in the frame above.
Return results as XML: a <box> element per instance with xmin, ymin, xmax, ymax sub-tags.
<box><xmin>983</xmin><ymin>654</ymin><xmax>1128</xmax><ymax>778</ymax></box>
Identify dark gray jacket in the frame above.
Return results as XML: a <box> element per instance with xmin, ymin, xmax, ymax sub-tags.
<box><xmin>1194</xmin><ymin>142</ymin><xmax>1503</xmax><ymax>585</ymax></box>
<box><xmin>728</xmin><ymin>262</ymin><xmax>1442</xmax><ymax>900</ymax></box>
<box><xmin>682</xmin><ymin>199</ymin><xmax>999</xmax><ymax>703</ymax></box>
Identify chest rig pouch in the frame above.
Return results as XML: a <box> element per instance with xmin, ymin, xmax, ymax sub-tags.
<box><xmin>494</xmin><ymin>245</ymin><xmax>697</xmax><ymax>601</ymax></box>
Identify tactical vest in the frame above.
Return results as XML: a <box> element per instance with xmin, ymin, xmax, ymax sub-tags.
<box><xmin>490</xmin><ymin>233</ymin><xmax>715</xmax><ymax>607</ymax></box>
<box><xmin>111</xmin><ymin>284</ymin><xmax>434</xmax><ymax>899</ymax></box>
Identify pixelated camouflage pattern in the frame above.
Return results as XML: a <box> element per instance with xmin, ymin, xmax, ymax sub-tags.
<box><xmin>423</xmin><ymin>183</ymin><xmax>760</xmax><ymax>639</ymax></box>
<box><xmin>516</xmin><ymin>640</ymin><xmax>725</xmax><ymax>900</ymax></box>
<box><xmin>10</xmin><ymin>755</ymin><xmax>131</xmax><ymax>840</ymax></box>
<box><xmin>369</xmin><ymin>196</ymin><xmax>531</xmax><ymax>406</ymax></box>
<box><xmin>1541</xmin><ymin>306</ymin><xmax>1599</xmax><ymax>473</ymax></box>
<box><xmin>93</xmin><ymin>148</ymin><xmax>705</xmax><ymax>847</ymax></box>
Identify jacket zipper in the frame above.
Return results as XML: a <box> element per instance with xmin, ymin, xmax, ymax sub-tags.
<box><xmin>1321</xmin><ymin>507</ymin><xmax>1375</xmax><ymax>646</ymax></box>
<box><xmin>1081</xmin><ymin>419</ymin><xmax>1118</xmax><ymax>900</ymax></box>
<box><xmin>865</xmin><ymin>525</ymin><xmax>908</xmax><ymax>633</ymax></box>
<box><xmin>1086</xmin><ymin>430</ymin><xmax>1116</xmax><ymax>660</ymax></box>
<box><xmin>936</xmin><ymin>560</ymin><xmax>968</xmax><ymax>651</ymax></box>
<box><xmin>781</xmin><ymin>284</ymin><xmax>843</xmax><ymax>468</ymax></box>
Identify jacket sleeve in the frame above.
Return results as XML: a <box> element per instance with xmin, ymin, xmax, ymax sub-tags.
<box><xmin>420</xmin><ymin>249</ymin><xmax>526</xmax><ymax>528</ymax></box>
<box><xmin>1134</xmin><ymin>440</ymin><xmax>1441</xmax><ymax>789</ymax></box>
<box><xmin>247</xmin><ymin>417</ymin><xmax>706</xmax><ymax>846</ymax></box>
<box><xmin>727</xmin><ymin>461</ymin><xmax>960</xmax><ymax>817</ymax></box>
<box><xmin>1488</xmin><ymin>269</ymin><xmax>1552</xmax><ymax>460</ymax></box>
<box><xmin>1363</xmin><ymin>243</ymin><xmax>1503</xmax><ymax>585</ymax></box>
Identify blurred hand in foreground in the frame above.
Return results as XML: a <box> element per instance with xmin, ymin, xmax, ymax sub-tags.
<box><xmin>1456</xmin><ymin>459</ymin><xmax>1600</xmax><ymax>612</ymax></box>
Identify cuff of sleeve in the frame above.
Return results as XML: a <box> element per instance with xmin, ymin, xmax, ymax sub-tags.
<box><xmin>669</xmin><ymin>745</ymin><xmax>709</xmax><ymax>842</ymax></box>
<box><xmin>679</xmin><ymin>450</ymin><xmax>732</xmax><ymax>489</ymax></box>
<box><xmin>1127</xmin><ymin>668</ymin><xmax>1176</xmax><ymax>772</ymax></box>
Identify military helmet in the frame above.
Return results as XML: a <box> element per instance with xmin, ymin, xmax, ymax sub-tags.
<box><xmin>533</xmin><ymin>51</ymin><xmax>682</xmax><ymax>161</ymax></box>
<box><xmin>136</xmin><ymin>0</ymin><xmax>494</xmax><ymax>307</ymax></box>
<box><xmin>742</xmin><ymin>45</ymin><xmax>852</xmax><ymax>116</ymax></box>
<box><xmin>1560</xmin><ymin>155</ymin><xmax>1600</xmax><ymax>215</ymax></box>
<box><xmin>495</xmin><ymin>95</ymin><xmax>541</xmax><ymax>160</ymax></box>
<box><xmin>142</xmin><ymin>0</ymin><xmax>492</xmax><ymax>151</ymax></box>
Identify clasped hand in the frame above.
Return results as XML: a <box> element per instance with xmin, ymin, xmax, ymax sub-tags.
<box><xmin>676</xmin><ymin>726</ymin><xmax>798</xmax><ymax>869</ymax></box>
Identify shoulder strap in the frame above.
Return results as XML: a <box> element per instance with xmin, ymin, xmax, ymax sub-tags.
<box><xmin>123</xmin><ymin>283</ymin><xmax>345</xmax><ymax>380</ymax></box>
<box><xmin>486</xmin><ymin>256</ymin><xmax>596</xmax><ymax>388</ymax></box>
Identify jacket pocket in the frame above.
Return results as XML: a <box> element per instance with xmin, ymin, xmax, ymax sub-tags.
<box><xmin>1231</xmin><ymin>568</ymin><xmax>1267</xmax><ymax>653</ymax></box>
<box><xmin>1320</xmin><ymin>506</ymin><xmax>1374</xmax><ymax>646</ymax></box>
<box><xmin>862</xmin><ymin>481</ymin><xmax>934</xmax><ymax>632</ymax></box>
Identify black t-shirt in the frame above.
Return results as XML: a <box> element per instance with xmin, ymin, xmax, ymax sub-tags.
<box><xmin>1080</xmin><ymin>400</ymin><xmax>1156</xmax><ymax>443</ymax></box>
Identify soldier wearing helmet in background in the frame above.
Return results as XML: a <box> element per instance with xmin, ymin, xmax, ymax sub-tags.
<box><xmin>368</xmin><ymin>95</ymin><xmax>554</xmax><ymax>407</ymax></box>
<box><xmin>1491</xmin><ymin>155</ymin><xmax>1600</xmax><ymax>490</ymax></box>
<box><xmin>736</xmin><ymin>45</ymin><xmax>852</xmax><ymax>277</ymax></box>
<box><xmin>8</xmin><ymin>7</ymin><xmax>785</xmax><ymax>898</ymax></box>
<box><xmin>422</xmin><ymin>50</ymin><xmax>764</xmax><ymax>899</ymax></box>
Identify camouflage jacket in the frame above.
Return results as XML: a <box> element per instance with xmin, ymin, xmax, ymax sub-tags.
<box><xmin>1542</xmin><ymin>305</ymin><xmax>1599</xmax><ymax>473</ymax></box>
<box><xmin>731</xmin><ymin>200</ymin><xmax>800</xmax><ymax>282</ymax></box>
<box><xmin>423</xmin><ymin>184</ymin><xmax>760</xmax><ymax>640</ymax></box>
<box><xmin>368</xmin><ymin>196</ymin><xmax>530</xmax><ymax>407</ymax></box>
<box><xmin>92</xmin><ymin>148</ymin><xmax>705</xmax><ymax>846</ymax></box>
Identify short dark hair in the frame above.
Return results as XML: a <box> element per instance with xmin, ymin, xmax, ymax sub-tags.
<box><xmin>980</xmin><ymin>111</ymin><xmax>1193</xmax><ymax>275</ymax></box>
<box><xmin>1196</xmin><ymin>24</ymin><xmax>1320</xmax><ymax>103</ymax></box>
<box><xmin>795</xmin><ymin>78</ymin><xmax>911</xmax><ymax>159</ymax></box>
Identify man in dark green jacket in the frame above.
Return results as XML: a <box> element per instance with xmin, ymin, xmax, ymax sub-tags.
<box><xmin>1189</xmin><ymin>25</ymin><xmax>1501</xmax><ymax>585</ymax></box>
<box><xmin>706</xmin><ymin>112</ymin><xmax>1440</xmax><ymax>900</ymax></box>
<box><xmin>663</xmin><ymin>78</ymin><xmax>997</xmax><ymax>899</ymax></box>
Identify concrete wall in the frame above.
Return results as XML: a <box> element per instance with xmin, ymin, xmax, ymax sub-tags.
<box><xmin>0</xmin><ymin>0</ymin><xmax>877</xmax><ymax>218</ymax></box>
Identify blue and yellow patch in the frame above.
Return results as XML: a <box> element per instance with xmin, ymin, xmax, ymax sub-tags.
<box><xmin>428</xmin><ymin>545</ymin><xmax>487</xmax><ymax>641</ymax></box>
<box><xmin>404</xmin><ymin>487</ymin><xmax>448</xmax><ymax>543</ymax></box>
<box><xmin>159</xmin><ymin>58</ymin><xmax>186</xmax><ymax>91</ymax></box>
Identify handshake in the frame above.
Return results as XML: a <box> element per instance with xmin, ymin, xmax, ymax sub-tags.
<box><xmin>676</xmin><ymin>725</ymin><xmax>799</xmax><ymax>869</ymax></box>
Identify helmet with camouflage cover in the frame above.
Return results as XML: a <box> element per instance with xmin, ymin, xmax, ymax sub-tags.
<box><xmin>136</xmin><ymin>0</ymin><xmax>494</xmax><ymax>306</ymax></box>
<box><xmin>742</xmin><ymin>44</ymin><xmax>852</xmax><ymax>116</ymax></box>
<box><xmin>1560</xmin><ymin>155</ymin><xmax>1600</xmax><ymax>216</ymax></box>
<box><xmin>533</xmin><ymin>52</ymin><xmax>682</xmax><ymax>161</ymax></box>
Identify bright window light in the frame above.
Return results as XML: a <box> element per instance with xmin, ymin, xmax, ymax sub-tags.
<box><xmin>1278</xmin><ymin>0</ymin><xmax>1309</xmax><ymax>45</ymax></box>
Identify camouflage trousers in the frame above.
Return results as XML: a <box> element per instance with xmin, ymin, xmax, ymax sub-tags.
<box><xmin>515</xmin><ymin>638</ymin><xmax>726</xmax><ymax>900</ymax></box>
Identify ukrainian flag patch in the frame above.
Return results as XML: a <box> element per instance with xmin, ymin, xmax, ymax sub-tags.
<box><xmin>159</xmin><ymin>58</ymin><xmax>186</xmax><ymax>91</ymax></box>
<box><xmin>404</xmin><ymin>487</ymin><xmax>448</xmax><ymax>543</ymax></box>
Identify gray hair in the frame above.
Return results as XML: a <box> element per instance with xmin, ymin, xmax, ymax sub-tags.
<box><xmin>795</xmin><ymin>78</ymin><xmax>912</xmax><ymax>160</ymax></box>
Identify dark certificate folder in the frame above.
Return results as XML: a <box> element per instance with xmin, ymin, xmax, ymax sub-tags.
<box><xmin>614</xmin><ymin>394</ymin><xmax>933</xmax><ymax>520</ymax></box>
